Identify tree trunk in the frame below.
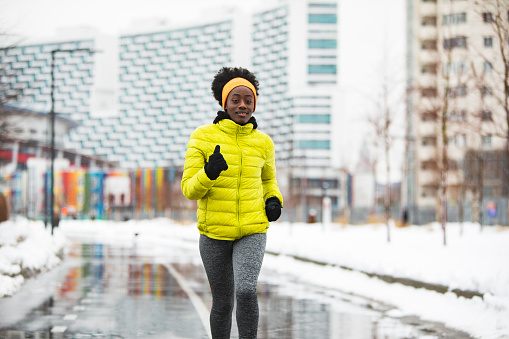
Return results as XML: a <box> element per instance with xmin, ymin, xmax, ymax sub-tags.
<box><xmin>441</xmin><ymin>165</ymin><xmax>447</xmax><ymax>246</ymax></box>
<box><xmin>385</xmin><ymin>142</ymin><xmax>391</xmax><ymax>242</ymax></box>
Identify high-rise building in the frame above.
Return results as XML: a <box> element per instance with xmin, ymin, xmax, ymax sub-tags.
<box><xmin>405</xmin><ymin>0</ymin><xmax>508</xmax><ymax>224</ymax></box>
<box><xmin>2</xmin><ymin>0</ymin><xmax>346</xmax><ymax>220</ymax></box>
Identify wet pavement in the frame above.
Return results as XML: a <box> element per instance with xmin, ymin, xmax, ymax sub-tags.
<box><xmin>0</xmin><ymin>239</ymin><xmax>472</xmax><ymax>339</ymax></box>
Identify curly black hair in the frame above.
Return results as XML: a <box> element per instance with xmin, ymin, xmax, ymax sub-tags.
<box><xmin>211</xmin><ymin>67</ymin><xmax>259</xmax><ymax>107</ymax></box>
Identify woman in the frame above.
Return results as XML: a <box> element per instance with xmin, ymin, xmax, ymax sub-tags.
<box><xmin>181</xmin><ymin>66</ymin><xmax>283</xmax><ymax>338</ymax></box>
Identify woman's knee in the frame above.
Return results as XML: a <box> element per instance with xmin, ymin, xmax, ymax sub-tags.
<box><xmin>212</xmin><ymin>296</ymin><xmax>235</xmax><ymax>316</ymax></box>
<box><xmin>236</xmin><ymin>285</ymin><xmax>257</xmax><ymax>305</ymax></box>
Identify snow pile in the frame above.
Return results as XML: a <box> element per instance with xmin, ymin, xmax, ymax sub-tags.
<box><xmin>0</xmin><ymin>218</ymin><xmax>67</xmax><ymax>297</ymax></box>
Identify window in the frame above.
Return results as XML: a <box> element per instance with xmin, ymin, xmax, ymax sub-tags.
<box><xmin>482</xmin><ymin>110</ymin><xmax>492</xmax><ymax>121</ymax></box>
<box><xmin>448</xmin><ymin>85</ymin><xmax>467</xmax><ymax>97</ymax></box>
<box><xmin>421</xmin><ymin>40</ymin><xmax>437</xmax><ymax>50</ymax></box>
<box><xmin>484</xmin><ymin>37</ymin><xmax>493</xmax><ymax>47</ymax></box>
<box><xmin>421</xmin><ymin>111</ymin><xmax>437</xmax><ymax>121</ymax></box>
<box><xmin>484</xmin><ymin>61</ymin><xmax>493</xmax><ymax>72</ymax></box>
<box><xmin>297</xmin><ymin>140</ymin><xmax>330</xmax><ymax>149</ymax></box>
<box><xmin>443</xmin><ymin>61</ymin><xmax>466</xmax><ymax>74</ymax></box>
<box><xmin>298</xmin><ymin>114</ymin><xmax>331</xmax><ymax>123</ymax></box>
<box><xmin>422</xmin><ymin>87</ymin><xmax>437</xmax><ymax>97</ymax></box>
<box><xmin>450</xmin><ymin>134</ymin><xmax>467</xmax><ymax>147</ymax></box>
<box><xmin>308</xmin><ymin>65</ymin><xmax>337</xmax><ymax>74</ymax></box>
<box><xmin>448</xmin><ymin>110</ymin><xmax>467</xmax><ymax>121</ymax></box>
<box><xmin>422</xmin><ymin>16</ymin><xmax>437</xmax><ymax>26</ymax></box>
<box><xmin>309</xmin><ymin>14</ymin><xmax>337</xmax><ymax>24</ymax></box>
<box><xmin>482</xmin><ymin>135</ymin><xmax>492</xmax><ymax>147</ymax></box>
<box><xmin>309</xmin><ymin>3</ymin><xmax>337</xmax><ymax>8</ymax></box>
<box><xmin>444</xmin><ymin>36</ymin><xmax>467</xmax><ymax>50</ymax></box>
<box><xmin>482</xmin><ymin>86</ymin><xmax>492</xmax><ymax>96</ymax></box>
<box><xmin>308</xmin><ymin>39</ymin><xmax>337</xmax><ymax>49</ymax></box>
<box><xmin>483</xmin><ymin>12</ymin><xmax>494</xmax><ymax>23</ymax></box>
<box><xmin>422</xmin><ymin>137</ymin><xmax>436</xmax><ymax>146</ymax></box>
<box><xmin>421</xmin><ymin>160</ymin><xmax>437</xmax><ymax>170</ymax></box>
<box><xmin>421</xmin><ymin>64</ymin><xmax>437</xmax><ymax>74</ymax></box>
<box><xmin>443</xmin><ymin>13</ymin><xmax>466</xmax><ymax>25</ymax></box>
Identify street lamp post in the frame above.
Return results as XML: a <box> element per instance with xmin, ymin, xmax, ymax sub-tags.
<box><xmin>47</xmin><ymin>48</ymin><xmax>96</xmax><ymax>235</ymax></box>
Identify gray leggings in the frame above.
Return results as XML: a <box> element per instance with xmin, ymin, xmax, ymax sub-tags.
<box><xmin>199</xmin><ymin>233</ymin><xmax>266</xmax><ymax>339</ymax></box>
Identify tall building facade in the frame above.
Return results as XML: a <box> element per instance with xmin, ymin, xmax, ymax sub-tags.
<box><xmin>2</xmin><ymin>0</ymin><xmax>345</xmax><ymax>220</ymax></box>
<box><xmin>405</xmin><ymin>0</ymin><xmax>508</xmax><ymax>224</ymax></box>
<box><xmin>1</xmin><ymin>39</ymin><xmax>96</xmax><ymax>123</ymax></box>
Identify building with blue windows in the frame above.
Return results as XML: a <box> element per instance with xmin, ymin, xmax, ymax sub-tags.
<box><xmin>2</xmin><ymin>0</ymin><xmax>348</xmax><ymax>221</ymax></box>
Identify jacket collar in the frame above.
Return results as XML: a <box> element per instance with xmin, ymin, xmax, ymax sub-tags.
<box><xmin>213</xmin><ymin>111</ymin><xmax>258</xmax><ymax>130</ymax></box>
<box><xmin>217</xmin><ymin>117</ymin><xmax>254</xmax><ymax>135</ymax></box>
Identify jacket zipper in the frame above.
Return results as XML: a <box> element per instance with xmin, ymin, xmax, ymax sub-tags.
<box><xmin>236</xmin><ymin>131</ymin><xmax>242</xmax><ymax>238</ymax></box>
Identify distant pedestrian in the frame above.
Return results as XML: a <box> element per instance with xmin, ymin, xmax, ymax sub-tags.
<box><xmin>181</xmin><ymin>66</ymin><xmax>283</xmax><ymax>338</ymax></box>
<box><xmin>0</xmin><ymin>193</ymin><xmax>9</xmax><ymax>222</ymax></box>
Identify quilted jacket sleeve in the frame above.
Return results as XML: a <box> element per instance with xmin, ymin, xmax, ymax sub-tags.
<box><xmin>261</xmin><ymin>135</ymin><xmax>284</xmax><ymax>207</ymax></box>
<box><xmin>181</xmin><ymin>128</ymin><xmax>215</xmax><ymax>200</ymax></box>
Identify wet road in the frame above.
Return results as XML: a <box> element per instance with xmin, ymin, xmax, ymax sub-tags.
<box><xmin>0</xmin><ymin>237</ymin><xmax>471</xmax><ymax>339</ymax></box>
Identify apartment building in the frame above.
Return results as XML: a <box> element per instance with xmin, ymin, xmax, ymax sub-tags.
<box><xmin>405</xmin><ymin>0</ymin><xmax>508</xmax><ymax>224</ymax></box>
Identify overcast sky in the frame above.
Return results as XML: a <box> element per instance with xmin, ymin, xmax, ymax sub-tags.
<box><xmin>0</xmin><ymin>0</ymin><xmax>266</xmax><ymax>40</ymax></box>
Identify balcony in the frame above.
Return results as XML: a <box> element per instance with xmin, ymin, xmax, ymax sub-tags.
<box><xmin>419</xmin><ymin>25</ymin><xmax>437</xmax><ymax>40</ymax></box>
<box><xmin>420</xmin><ymin>2</ymin><xmax>437</xmax><ymax>16</ymax></box>
<box><xmin>419</xmin><ymin>145</ymin><xmax>436</xmax><ymax>160</ymax></box>
<box><xmin>419</xmin><ymin>122</ymin><xmax>436</xmax><ymax>136</ymax></box>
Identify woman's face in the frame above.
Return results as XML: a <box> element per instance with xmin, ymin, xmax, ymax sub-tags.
<box><xmin>225</xmin><ymin>86</ymin><xmax>254</xmax><ymax>125</ymax></box>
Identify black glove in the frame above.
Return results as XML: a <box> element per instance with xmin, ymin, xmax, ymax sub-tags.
<box><xmin>204</xmin><ymin>145</ymin><xmax>228</xmax><ymax>180</ymax></box>
<box><xmin>265</xmin><ymin>197</ymin><xmax>282</xmax><ymax>222</ymax></box>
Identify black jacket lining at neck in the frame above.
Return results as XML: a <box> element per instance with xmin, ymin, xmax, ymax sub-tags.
<box><xmin>213</xmin><ymin>111</ymin><xmax>258</xmax><ymax>129</ymax></box>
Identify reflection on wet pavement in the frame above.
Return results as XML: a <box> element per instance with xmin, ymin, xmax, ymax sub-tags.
<box><xmin>0</xmin><ymin>241</ymin><xmax>470</xmax><ymax>339</ymax></box>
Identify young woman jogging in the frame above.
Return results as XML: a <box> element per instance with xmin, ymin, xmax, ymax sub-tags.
<box><xmin>181</xmin><ymin>66</ymin><xmax>283</xmax><ymax>339</ymax></box>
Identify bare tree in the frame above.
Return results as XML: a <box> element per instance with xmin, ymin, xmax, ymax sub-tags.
<box><xmin>368</xmin><ymin>107</ymin><xmax>394</xmax><ymax>242</ymax></box>
<box><xmin>367</xmin><ymin>58</ymin><xmax>404</xmax><ymax>242</ymax></box>
<box><xmin>467</xmin><ymin>60</ymin><xmax>494</xmax><ymax>230</ymax></box>
<box><xmin>473</xmin><ymin>0</ymin><xmax>509</xmax><ymax>225</ymax></box>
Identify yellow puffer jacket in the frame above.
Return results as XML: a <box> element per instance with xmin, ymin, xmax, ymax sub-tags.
<box><xmin>181</xmin><ymin>118</ymin><xmax>283</xmax><ymax>241</ymax></box>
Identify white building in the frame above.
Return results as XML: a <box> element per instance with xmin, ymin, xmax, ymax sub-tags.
<box><xmin>1</xmin><ymin>0</ymin><xmax>349</xmax><ymax>221</ymax></box>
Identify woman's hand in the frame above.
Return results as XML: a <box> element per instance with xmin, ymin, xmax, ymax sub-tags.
<box><xmin>204</xmin><ymin>145</ymin><xmax>228</xmax><ymax>180</ymax></box>
<box><xmin>265</xmin><ymin>197</ymin><xmax>281</xmax><ymax>221</ymax></box>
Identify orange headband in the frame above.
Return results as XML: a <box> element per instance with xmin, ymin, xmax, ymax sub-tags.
<box><xmin>222</xmin><ymin>77</ymin><xmax>257</xmax><ymax>111</ymax></box>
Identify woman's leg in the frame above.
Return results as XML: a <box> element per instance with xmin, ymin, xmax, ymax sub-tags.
<box><xmin>233</xmin><ymin>233</ymin><xmax>267</xmax><ymax>339</ymax></box>
<box><xmin>199</xmin><ymin>235</ymin><xmax>234</xmax><ymax>339</ymax></box>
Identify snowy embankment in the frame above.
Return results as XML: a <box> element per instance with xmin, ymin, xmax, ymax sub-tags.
<box><xmin>0</xmin><ymin>218</ymin><xmax>67</xmax><ymax>298</ymax></box>
<box><xmin>1</xmin><ymin>218</ymin><xmax>508</xmax><ymax>338</ymax></box>
<box><xmin>265</xmin><ymin>222</ymin><xmax>509</xmax><ymax>339</ymax></box>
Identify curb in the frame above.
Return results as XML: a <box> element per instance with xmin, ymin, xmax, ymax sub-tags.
<box><xmin>265</xmin><ymin>251</ymin><xmax>484</xmax><ymax>300</ymax></box>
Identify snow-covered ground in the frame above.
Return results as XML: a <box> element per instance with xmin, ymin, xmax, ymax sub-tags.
<box><xmin>1</xmin><ymin>217</ymin><xmax>508</xmax><ymax>338</ymax></box>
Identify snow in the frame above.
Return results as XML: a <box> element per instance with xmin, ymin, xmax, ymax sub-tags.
<box><xmin>1</xmin><ymin>217</ymin><xmax>508</xmax><ymax>338</ymax></box>
<box><xmin>0</xmin><ymin>218</ymin><xmax>67</xmax><ymax>297</ymax></box>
